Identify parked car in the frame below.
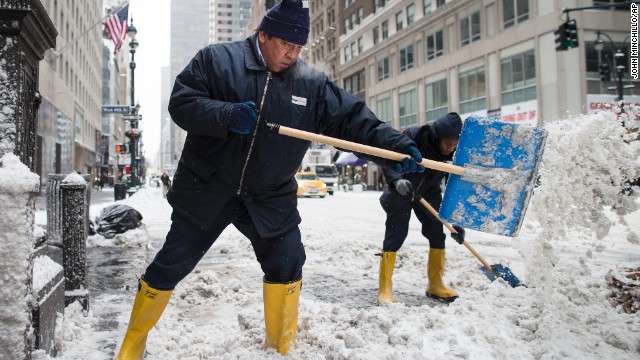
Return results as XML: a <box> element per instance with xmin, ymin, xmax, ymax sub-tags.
<box><xmin>295</xmin><ymin>171</ymin><xmax>327</xmax><ymax>198</ymax></box>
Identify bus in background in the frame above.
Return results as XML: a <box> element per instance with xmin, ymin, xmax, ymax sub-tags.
<box><xmin>301</xmin><ymin>149</ymin><xmax>339</xmax><ymax>195</ymax></box>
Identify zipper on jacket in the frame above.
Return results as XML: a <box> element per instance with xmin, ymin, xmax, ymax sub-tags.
<box><xmin>236</xmin><ymin>71</ymin><xmax>272</xmax><ymax>195</ymax></box>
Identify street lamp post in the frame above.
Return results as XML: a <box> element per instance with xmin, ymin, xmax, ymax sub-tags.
<box><xmin>127</xmin><ymin>21</ymin><xmax>139</xmax><ymax>188</ymax></box>
<box><xmin>594</xmin><ymin>31</ymin><xmax>633</xmax><ymax>103</ymax></box>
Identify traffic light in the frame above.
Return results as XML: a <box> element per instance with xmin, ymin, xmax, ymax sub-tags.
<box><xmin>566</xmin><ymin>19</ymin><xmax>578</xmax><ymax>49</ymax></box>
<box><xmin>554</xmin><ymin>20</ymin><xmax>579</xmax><ymax>51</ymax></box>
<box><xmin>554</xmin><ymin>22</ymin><xmax>568</xmax><ymax>51</ymax></box>
<box><xmin>115</xmin><ymin>144</ymin><xmax>128</xmax><ymax>153</ymax></box>
<box><xmin>599</xmin><ymin>61</ymin><xmax>611</xmax><ymax>82</ymax></box>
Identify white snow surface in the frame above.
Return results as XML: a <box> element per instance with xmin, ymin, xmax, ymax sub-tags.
<box><xmin>28</xmin><ymin>111</ymin><xmax>640</xmax><ymax>359</ymax></box>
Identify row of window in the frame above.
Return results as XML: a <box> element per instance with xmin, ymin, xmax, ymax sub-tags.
<box><xmin>344</xmin><ymin>0</ymin><xmax>529</xmax><ymax>65</ymax></box>
<box><xmin>45</xmin><ymin>0</ymin><xmax>102</xmax><ymax>135</ymax></box>
<box><xmin>368</xmin><ymin>50</ymin><xmax>536</xmax><ymax>126</ymax></box>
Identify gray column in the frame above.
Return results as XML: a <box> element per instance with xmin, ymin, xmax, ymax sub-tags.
<box><xmin>60</xmin><ymin>176</ymin><xmax>89</xmax><ymax>312</ymax></box>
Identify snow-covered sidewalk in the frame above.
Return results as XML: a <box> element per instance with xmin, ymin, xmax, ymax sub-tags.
<box><xmin>32</xmin><ymin>186</ymin><xmax>638</xmax><ymax>360</ymax></box>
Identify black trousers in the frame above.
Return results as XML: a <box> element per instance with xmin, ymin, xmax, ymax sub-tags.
<box><xmin>380</xmin><ymin>189</ymin><xmax>446</xmax><ymax>252</ymax></box>
<box><xmin>143</xmin><ymin>196</ymin><xmax>305</xmax><ymax>290</ymax></box>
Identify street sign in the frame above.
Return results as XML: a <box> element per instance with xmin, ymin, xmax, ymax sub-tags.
<box><xmin>123</xmin><ymin>114</ymin><xmax>142</xmax><ymax>121</ymax></box>
<box><xmin>102</xmin><ymin>105</ymin><xmax>131</xmax><ymax>114</ymax></box>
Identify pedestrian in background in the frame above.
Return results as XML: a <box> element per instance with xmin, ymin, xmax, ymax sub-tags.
<box><xmin>115</xmin><ymin>1</ymin><xmax>424</xmax><ymax>358</ymax></box>
<box><xmin>160</xmin><ymin>172</ymin><xmax>171</xmax><ymax>198</ymax></box>
<box><xmin>377</xmin><ymin>112</ymin><xmax>466</xmax><ymax>305</ymax></box>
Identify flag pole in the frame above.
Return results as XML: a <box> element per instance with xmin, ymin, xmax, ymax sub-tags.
<box><xmin>50</xmin><ymin>1</ymin><xmax>131</xmax><ymax>58</ymax></box>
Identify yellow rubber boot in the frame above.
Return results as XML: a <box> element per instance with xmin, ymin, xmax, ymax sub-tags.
<box><xmin>264</xmin><ymin>278</ymin><xmax>302</xmax><ymax>355</ymax></box>
<box><xmin>377</xmin><ymin>251</ymin><xmax>396</xmax><ymax>304</ymax></box>
<box><xmin>426</xmin><ymin>248</ymin><xmax>458</xmax><ymax>302</ymax></box>
<box><xmin>115</xmin><ymin>278</ymin><xmax>173</xmax><ymax>360</ymax></box>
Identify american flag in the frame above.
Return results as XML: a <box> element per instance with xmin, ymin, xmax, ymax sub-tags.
<box><xmin>103</xmin><ymin>4</ymin><xmax>129</xmax><ymax>54</ymax></box>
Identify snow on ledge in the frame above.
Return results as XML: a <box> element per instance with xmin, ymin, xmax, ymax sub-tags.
<box><xmin>0</xmin><ymin>153</ymin><xmax>39</xmax><ymax>194</ymax></box>
<box><xmin>61</xmin><ymin>171</ymin><xmax>87</xmax><ymax>185</ymax></box>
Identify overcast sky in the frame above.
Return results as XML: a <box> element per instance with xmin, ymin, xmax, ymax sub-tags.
<box><xmin>128</xmin><ymin>0</ymin><xmax>170</xmax><ymax>169</ymax></box>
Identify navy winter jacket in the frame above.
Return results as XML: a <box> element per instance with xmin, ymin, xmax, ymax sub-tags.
<box><xmin>382</xmin><ymin>112</ymin><xmax>462</xmax><ymax>198</ymax></box>
<box><xmin>167</xmin><ymin>34</ymin><xmax>415</xmax><ymax>237</ymax></box>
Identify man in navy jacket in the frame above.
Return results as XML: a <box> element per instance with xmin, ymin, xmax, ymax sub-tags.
<box><xmin>378</xmin><ymin>112</ymin><xmax>466</xmax><ymax>305</ymax></box>
<box><xmin>115</xmin><ymin>1</ymin><xmax>423</xmax><ymax>358</ymax></box>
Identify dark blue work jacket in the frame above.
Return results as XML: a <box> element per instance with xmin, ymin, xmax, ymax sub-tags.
<box><xmin>167</xmin><ymin>34</ymin><xmax>415</xmax><ymax>237</ymax></box>
<box><xmin>383</xmin><ymin>124</ymin><xmax>453</xmax><ymax>195</ymax></box>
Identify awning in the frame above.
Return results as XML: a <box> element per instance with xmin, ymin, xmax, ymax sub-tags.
<box><xmin>335</xmin><ymin>152</ymin><xmax>366</xmax><ymax>166</ymax></box>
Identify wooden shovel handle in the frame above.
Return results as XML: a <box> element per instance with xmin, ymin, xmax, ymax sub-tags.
<box><xmin>418</xmin><ymin>198</ymin><xmax>497</xmax><ymax>275</ymax></box>
<box><xmin>268</xmin><ymin>124</ymin><xmax>465</xmax><ymax>175</ymax></box>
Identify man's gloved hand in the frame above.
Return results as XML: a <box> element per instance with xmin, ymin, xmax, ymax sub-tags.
<box><xmin>451</xmin><ymin>225</ymin><xmax>465</xmax><ymax>244</ymax></box>
<box><xmin>228</xmin><ymin>101</ymin><xmax>258</xmax><ymax>135</ymax></box>
<box><xmin>394</xmin><ymin>145</ymin><xmax>425</xmax><ymax>173</ymax></box>
<box><xmin>394</xmin><ymin>179</ymin><xmax>414</xmax><ymax>196</ymax></box>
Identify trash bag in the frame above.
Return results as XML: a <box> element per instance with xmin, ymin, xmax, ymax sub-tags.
<box><xmin>88</xmin><ymin>219</ymin><xmax>96</xmax><ymax>236</ymax></box>
<box><xmin>94</xmin><ymin>204</ymin><xmax>143</xmax><ymax>239</ymax></box>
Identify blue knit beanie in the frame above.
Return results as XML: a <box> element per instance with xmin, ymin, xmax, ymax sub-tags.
<box><xmin>259</xmin><ymin>0</ymin><xmax>310</xmax><ymax>46</ymax></box>
<box><xmin>433</xmin><ymin>112</ymin><xmax>463</xmax><ymax>139</ymax></box>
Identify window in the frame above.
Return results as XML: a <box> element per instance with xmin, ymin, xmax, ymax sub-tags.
<box><xmin>426</xmin><ymin>30</ymin><xmax>444</xmax><ymax>60</ymax></box>
<box><xmin>426</xmin><ymin>79</ymin><xmax>448</xmax><ymax>122</ymax></box>
<box><xmin>407</xmin><ymin>4</ymin><xmax>415</xmax><ymax>25</ymax></box>
<box><xmin>400</xmin><ymin>44</ymin><xmax>414</xmax><ymax>72</ymax></box>
<box><xmin>344</xmin><ymin>70</ymin><xmax>366</xmax><ymax>99</ymax></box>
<box><xmin>460</xmin><ymin>11</ymin><xmax>481</xmax><ymax>46</ymax></box>
<box><xmin>377</xmin><ymin>57</ymin><xmax>390</xmax><ymax>81</ymax></box>
<box><xmin>593</xmin><ymin>0</ymin><xmax>632</xmax><ymax>10</ymax></box>
<box><xmin>501</xmin><ymin>50</ymin><xmax>536</xmax><ymax>105</ymax></box>
<box><xmin>459</xmin><ymin>67</ymin><xmax>486</xmax><ymax>114</ymax></box>
<box><xmin>424</xmin><ymin>0</ymin><xmax>431</xmax><ymax>15</ymax></box>
<box><xmin>373</xmin><ymin>27</ymin><xmax>380</xmax><ymax>45</ymax></box>
<box><xmin>357</xmin><ymin>7</ymin><xmax>364</xmax><ymax>25</ymax></box>
<box><xmin>396</xmin><ymin>11</ymin><xmax>404</xmax><ymax>31</ymax></box>
<box><xmin>373</xmin><ymin>0</ymin><xmax>380</xmax><ymax>13</ymax></box>
<box><xmin>343</xmin><ymin>47</ymin><xmax>349</xmax><ymax>62</ymax></box>
<box><xmin>503</xmin><ymin>0</ymin><xmax>529</xmax><ymax>29</ymax></box>
<box><xmin>357</xmin><ymin>37</ymin><xmax>363</xmax><ymax>54</ymax></box>
<box><xmin>382</xmin><ymin>21</ymin><xmax>389</xmax><ymax>39</ymax></box>
<box><xmin>585</xmin><ymin>40</ymin><xmax>636</xmax><ymax>95</ymax></box>
<box><xmin>376</xmin><ymin>97</ymin><xmax>392</xmax><ymax>124</ymax></box>
<box><xmin>399</xmin><ymin>89</ymin><xmax>417</xmax><ymax>127</ymax></box>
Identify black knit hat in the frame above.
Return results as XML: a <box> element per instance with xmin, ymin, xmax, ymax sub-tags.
<box><xmin>433</xmin><ymin>112</ymin><xmax>463</xmax><ymax>139</ymax></box>
<box><xmin>259</xmin><ymin>0</ymin><xmax>310</xmax><ymax>46</ymax></box>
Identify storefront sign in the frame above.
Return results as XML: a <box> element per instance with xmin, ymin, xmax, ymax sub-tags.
<box><xmin>500</xmin><ymin>100</ymin><xmax>538</xmax><ymax>127</ymax></box>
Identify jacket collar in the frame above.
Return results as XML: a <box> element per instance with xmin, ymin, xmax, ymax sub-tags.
<box><xmin>245</xmin><ymin>34</ymin><xmax>266</xmax><ymax>71</ymax></box>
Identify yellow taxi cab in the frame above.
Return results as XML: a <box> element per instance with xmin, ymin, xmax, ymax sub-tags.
<box><xmin>294</xmin><ymin>171</ymin><xmax>327</xmax><ymax>198</ymax></box>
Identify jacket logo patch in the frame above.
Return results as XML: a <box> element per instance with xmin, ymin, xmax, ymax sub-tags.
<box><xmin>292</xmin><ymin>95</ymin><xmax>307</xmax><ymax>106</ymax></box>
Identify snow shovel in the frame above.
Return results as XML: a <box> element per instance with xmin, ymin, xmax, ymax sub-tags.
<box><xmin>264</xmin><ymin>115</ymin><xmax>547</xmax><ymax>236</ymax></box>
<box><xmin>418</xmin><ymin>197</ymin><xmax>525</xmax><ymax>288</ymax></box>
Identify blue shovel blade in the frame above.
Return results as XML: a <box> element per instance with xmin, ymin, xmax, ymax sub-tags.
<box><xmin>481</xmin><ymin>264</ymin><xmax>526</xmax><ymax>288</ymax></box>
<box><xmin>440</xmin><ymin>115</ymin><xmax>547</xmax><ymax>236</ymax></box>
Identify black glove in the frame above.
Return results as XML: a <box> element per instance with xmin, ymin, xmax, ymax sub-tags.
<box><xmin>394</xmin><ymin>145</ymin><xmax>426</xmax><ymax>173</ymax></box>
<box><xmin>394</xmin><ymin>179</ymin><xmax>414</xmax><ymax>196</ymax></box>
<box><xmin>228</xmin><ymin>101</ymin><xmax>258</xmax><ymax>135</ymax></box>
<box><xmin>451</xmin><ymin>225</ymin><xmax>465</xmax><ymax>244</ymax></box>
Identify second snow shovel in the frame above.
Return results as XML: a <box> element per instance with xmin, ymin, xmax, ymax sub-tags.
<box><xmin>418</xmin><ymin>197</ymin><xmax>525</xmax><ymax>288</ymax></box>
